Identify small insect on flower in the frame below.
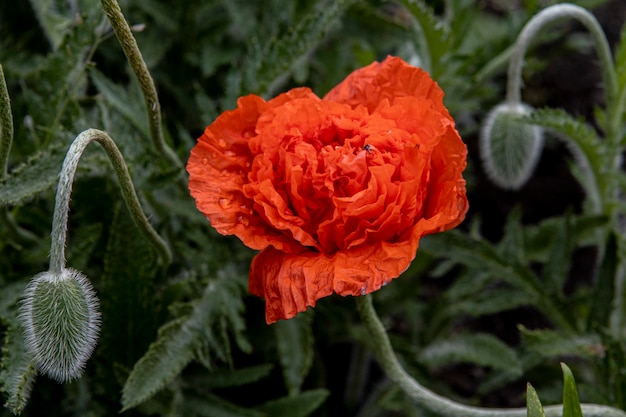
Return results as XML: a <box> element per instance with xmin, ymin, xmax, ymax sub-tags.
<box><xmin>363</xmin><ymin>144</ymin><xmax>373</xmax><ymax>153</ymax></box>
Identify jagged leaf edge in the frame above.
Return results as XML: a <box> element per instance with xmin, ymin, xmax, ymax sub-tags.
<box><xmin>0</xmin><ymin>142</ymin><xmax>65</xmax><ymax>206</ymax></box>
<box><xmin>419</xmin><ymin>332</ymin><xmax>522</xmax><ymax>375</ymax></box>
<box><xmin>274</xmin><ymin>310</ymin><xmax>314</xmax><ymax>396</ymax></box>
<box><xmin>256</xmin><ymin>389</ymin><xmax>330</xmax><ymax>417</ymax></box>
<box><xmin>0</xmin><ymin>318</ymin><xmax>37</xmax><ymax>415</ymax></box>
<box><xmin>121</xmin><ymin>281</ymin><xmax>223</xmax><ymax>411</ymax></box>
<box><xmin>243</xmin><ymin>0</ymin><xmax>356</xmax><ymax>96</ymax></box>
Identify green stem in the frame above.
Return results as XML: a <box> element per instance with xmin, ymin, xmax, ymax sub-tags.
<box><xmin>50</xmin><ymin>129</ymin><xmax>172</xmax><ymax>273</ymax></box>
<box><xmin>0</xmin><ymin>64</ymin><xmax>13</xmax><ymax>177</ymax></box>
<box><xmin>355</xmin><ymin>294</ymin><xmax>626</xmax><ymax>417</ymax></box>
<box><xmin>0</xmin><ymin>64</ymin><xmax>37</xmax><ymax>243</ymax></box>
<box><xmin>100</xmin><ymin>0</ymin><xmax>181</xmax><ymax>169</ymax></box>
<box><xmin>507</xmin><ymin>4</ymin><xmax>617</xmax><ymax>131</ymax></box>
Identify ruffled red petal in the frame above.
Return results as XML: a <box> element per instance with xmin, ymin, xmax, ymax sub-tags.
<box><xmin>188</xmin><ymin>56</ymin><xmax>469</xmax><ymax>324</ymax></box>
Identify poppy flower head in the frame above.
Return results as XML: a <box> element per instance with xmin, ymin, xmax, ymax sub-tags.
<box><xmin>187</xmin><ymin>56</ymin><xmax>468</xmax><ymax>323</ymax></box>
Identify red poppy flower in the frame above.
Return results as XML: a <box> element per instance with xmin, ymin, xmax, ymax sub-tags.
<box><xmin>187</xmin><ymin>56</ymin><xmax>468</xmax><ymax>323</ymax></box>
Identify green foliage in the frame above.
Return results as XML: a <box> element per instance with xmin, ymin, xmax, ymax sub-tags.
<box><xmin>0</xmin><ymin>322</ymin><xmax>37</xmax><ymax>415</ymax></box>
<box><xmin>2</xmin><ymin>0</ymin><xmax>626</xmax><ymax>416</ymax></box>
<box><xmin>526</xmin><ymin>383</ymin><xmax>546</xmax><ymax>417</ymax></box>
<box><xmin>274</xmin><ymin>310</ymin><xmax>314</xmax><ymax>397</ymax></box>
<box><xmin>121</xmin><ymin>265</ymin><xmax>249</xmax><ymax>410</ymax></box>
<box><xmin>256</xmin><ymin>389</ymin><xmax>329</xmax><ymax>417</ymax></box>
<box><xmin>0</xmin><ymin>143</ymin><xmax>66</xmax><ymax>206</ymax></box>
<box><xmin>562</xmin><ymin>363</ymin><xmax>584</xmax><ymax>417</ymax></box>
<box><xmin>419</xmin><ymin>333</ymin><xmax>522</xmax><ymax>374</ymax></box>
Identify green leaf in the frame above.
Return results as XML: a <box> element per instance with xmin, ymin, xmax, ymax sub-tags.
<box><xmin>0</xmin><ymin>142</ymin><xmax>66</xmax><ymax>206</ymax></box>
<box><xmin>561</xmin><ymin>363</ymin><xmax>583</xmax><ymax>417</ymax></box>
<box><xmin>421</xmin><ymin>231</ymin><xmax>542</xmax><ymax>297</ymax></box>
<box><xmin>519</xmin><ymin>326</ymin><xmax>602</xmax><ymax>359</ymax></box>
<box><xmin>0</xmin><ymin>321</ymin><xmax>37</xmax><ymax>415</ymax></box>
<box><xmin>121</xmin><ymin>267</ymin><xmax>248</xmax><ymax>410</ymax></box>
<box><xmin>498</xmin><ymin>205</ymin><xmax>525</xmax><ymax>262</ymax></box>
<box><xmin>121</xmin><ymin>316</ymin><xmax>196</xmax><ymax>411</ymax></box>
<box><xmin>274</xmin><ymin>310</ymin><xmax>314</xmax><ymax>396</ymax></box>
<box><xmin>587</xmin><ymin>233</ymin><xmax>617</xmax><ymax>329</ymax></box>
<box><xmin>526</xmin><ymin>383</ymin><xmax>546</xmax><ymax>417</ymax></box>
<box><xmin>540</xmin><ymin>213</ymin><xmax>572</xmax><ymax>298</ymax></box>
<box><xmin>28</xmin><ymin>0</ymin><xmax>73</xmax><ymax>50</ymax></box>
<box><xmin>419</xmin><ymin>333</ymin><xmax>522</xmax><ymax>374</ymax></box>
<box><xmin>613</xmin><ymin>16</ymin><xmax>626</xmax><ymax>91</ymax></box>
<box><xmin>243</xmin><ymin>0</ymin><xmax>356</xmax><ymax>96</ymax></box>
<box><xmin>448</xmin><ymin>286</ymin><xmax>536</xmax><ymax>319</ymax></box>
<box><xmin>523</xmin><ymin>214</ymin><xmax>607</xmax><ymax>262</ymax></box>
<box><xmin>184</xmin><ymin>393</ymin><xmax>265</xmax><ymax>417</ymax></box>
<box><xmin>526</xmin><ymin>109</ymin><xmax>604</xmax><ymax>213</ymax></box>
<box><xmin>89</xmin><ymin>68</ymin><xmax>150</xmax><ymax>140</ymax></box>
<box><xmin>396</xmin><ymin>0</ymin><xmax>449</xmax><ymax>76</ymax></box>
<box><xmin>256</xmin><ymin>389</ymin><xmax>330</xmax><ymax>417</ymax></box>
<box><xmin>192</xmin><ymin>364</ymin><xmax>274</xmax><ymax>389</ymax></box>
<box><xmin>0</xmin><ymin>282</ymin><xmax>26</xmax><ymax>320</ymax></box>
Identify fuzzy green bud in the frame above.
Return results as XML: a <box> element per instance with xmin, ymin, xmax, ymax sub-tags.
<box><xmin>479</xmin><ymin>102</ymin><xmax>544</xmax><ymax>190</ymax></box>
<box><xmin>19</xmin><ymin>268</ymin><xmax>100</xmax><ymax>382</ymax></box>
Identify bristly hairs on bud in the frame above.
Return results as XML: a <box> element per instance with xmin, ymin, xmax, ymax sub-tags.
<box><xmin>18</xmin><ymin>128</ymin><xmax>171</xmax><ymax>383</ymax></box>
<box><xmin>479</xmin><ymin>102</ymin><xmax>544</xmax><ymax>190</ymax></box>
<box><xmin>19</xmin><ymin>269</ymin><xmax>100</xmax><ymax>382</ymax></box>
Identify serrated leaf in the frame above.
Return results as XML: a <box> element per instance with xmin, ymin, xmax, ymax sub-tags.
<box><xmin>0</xmin><ymin>282</ymin><xmax>26</xmax><ymax>320</ymax></box>
<box><xmin>121</xmin><ymin>316</ymin><xmax>196</xmax><ymax>411</ymax></box>
<box><xmin>274</xmin><ymin>310</ymin><xmax>314</xmax><ymax>396</ymax></box>
<box><xmin>523</xmin><ymin>214</ymin><xmax>607</xmax><ymax>262</ymax></box>
<box><xmin>89</xmin><ymin>68</ymin><xmax>149</xmax><ymax>139</ymax></box>
<box><xmin>397</xmin><ymin>0</ymin><xmax>449</xmax><ymax>76</ymax></box>
<box><xmin>525</xmin><ymin>109</ymin><xmax>604</xmax><ymax>213</ymax></box>
<box><xmin>0</xmin><ymin>142</ymin><xmax>66</xmax><ymax>206</ymax></box>
<box><xmin>613</xmin><ymin>17</ymin><xmax>626</xmax><ymax>91</ymax></box>
<box><xmin>499</xmin><ymin>205</ymin><xmax>525</xmax><ymax>262</ymax></box>
<box><xmin>121</xmin><ymin>267</ymin><xmax>248</xmax><ymax>410</ymax></box>
<box><xmin>421</xmin><ymin>231</ymin><xmax>542</xmax><ymax>297</ymax></box>
<box><xmin>419</xmin><ymin>333</ymin><xmax>522</xmax><ymax>374</ymax></box>
<box><xmin>243</xmin><ymin>0</ymin><xmax>356</xmax><ymax>96</ymax></box>
<box><xmin>519</xmin><ymin>326</ymin><xmax>602</xmax><ymax>359</ymax></box>
<box><xmin>28</xmin><ymin>0</ymin><xmax>73</xmax><ymax>50</ymax></box>
<box><xmin>192</xmin><ymin>364</ymin><xmax>274</xmax><ymax>389</ymax></box>
<box><xmin>540</xmin><ymin>213</ymin><xmax>572</xmax><ymax>298</ymax></box>
<box><xmin>589</xmin><ymin>233</ymin><xmax>618</xmax><ymax>329</ymax></box>
<box><xmin>526</xmin><ymin>383</ymin><xmax>546</xmax><ymax>417</ymax></box>
<box><xmin>184</xmin><ymin>393</ymin><xmax>264</xmax><ymax>417</ymax></box>
<box><xmin>448</xmin><ymin>287</ymin><xmax>536</xmax><ymax>318</ymax></box>
<box><xmin>561</xmin><ymin>363</ymin><xmax>583</xmax><ymax>417</ymax></box>
<box><xmin>256</xmin><ymin>389</ymin><xmax>329</xmax><ymax>417</ymax></box>
<box><xmin>0</xmin><ymin>321</ymin><xmax>37</xmax><ymax>414</ymax></box>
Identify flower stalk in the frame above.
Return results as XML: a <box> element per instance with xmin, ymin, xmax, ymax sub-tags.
<box><xmin>501</xmin><ymin>3</ymin><xmax>616</xmax><ymax>212</ymax></box>
<box><xmin>50</xmin><ymin>128</ymin><xmax>171</xmax><ymax>273</ymax></box>
<box><xmin>100</xmin><ymin>0</ymin><xmax>181</xmax><ymax>169</ymax></box>
<box><xmin>0</xmin><ymin>64</ymin><xmax>37</xmax><ymax>243</ymax></box>
<box><xmin>0</xmin><ymin>64</ymin><xmax>12</xmax><ymax>177</ymax></box>
<box><xmin>506</xmin><ymin>4</ymin><xmax>616</xmax><ymax>117</ymax></box>
<box><xmin>355</xmin><ymin>294</ymin><xmax>626</xmax><ymax>417</ymax></box>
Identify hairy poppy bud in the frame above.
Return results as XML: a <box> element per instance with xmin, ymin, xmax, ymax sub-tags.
<box><xmin>479</xmin><ymin>102</ymin><xmax>543</xmax><ymax>190</ymax></box>
<box><xmin>19</xmin><ymin>268</ymin><xmax>100</xmax><ymax>382</ymax></box>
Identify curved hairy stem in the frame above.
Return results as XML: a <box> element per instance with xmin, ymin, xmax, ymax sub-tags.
<box><xmin>355</xmin><ymin>294</ymin><xmax>626</xmax><ymax>417</ymax></box>
<box><xmin>507</xmin><ymin>4</ymin><xmax>616</xmax><ymax>106</ymax></box>
<box><xmin>50</xmin><ymin>129</ymin><xmax>172</xmax><ymax>273</ymax></box>
<box><xmin>100</xmin><ymin>0</ymin><xmax>181</xmax><ymax>169</ymax></box>
<box><xmin>0</xmin><ymin>64</ymin><xmax>37</xmax><ymax>242</ymax></box>
<box><xmin>0</xmin><ymin>64</ymin><xmax>12</xmax><ymax>177</ymax></box>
